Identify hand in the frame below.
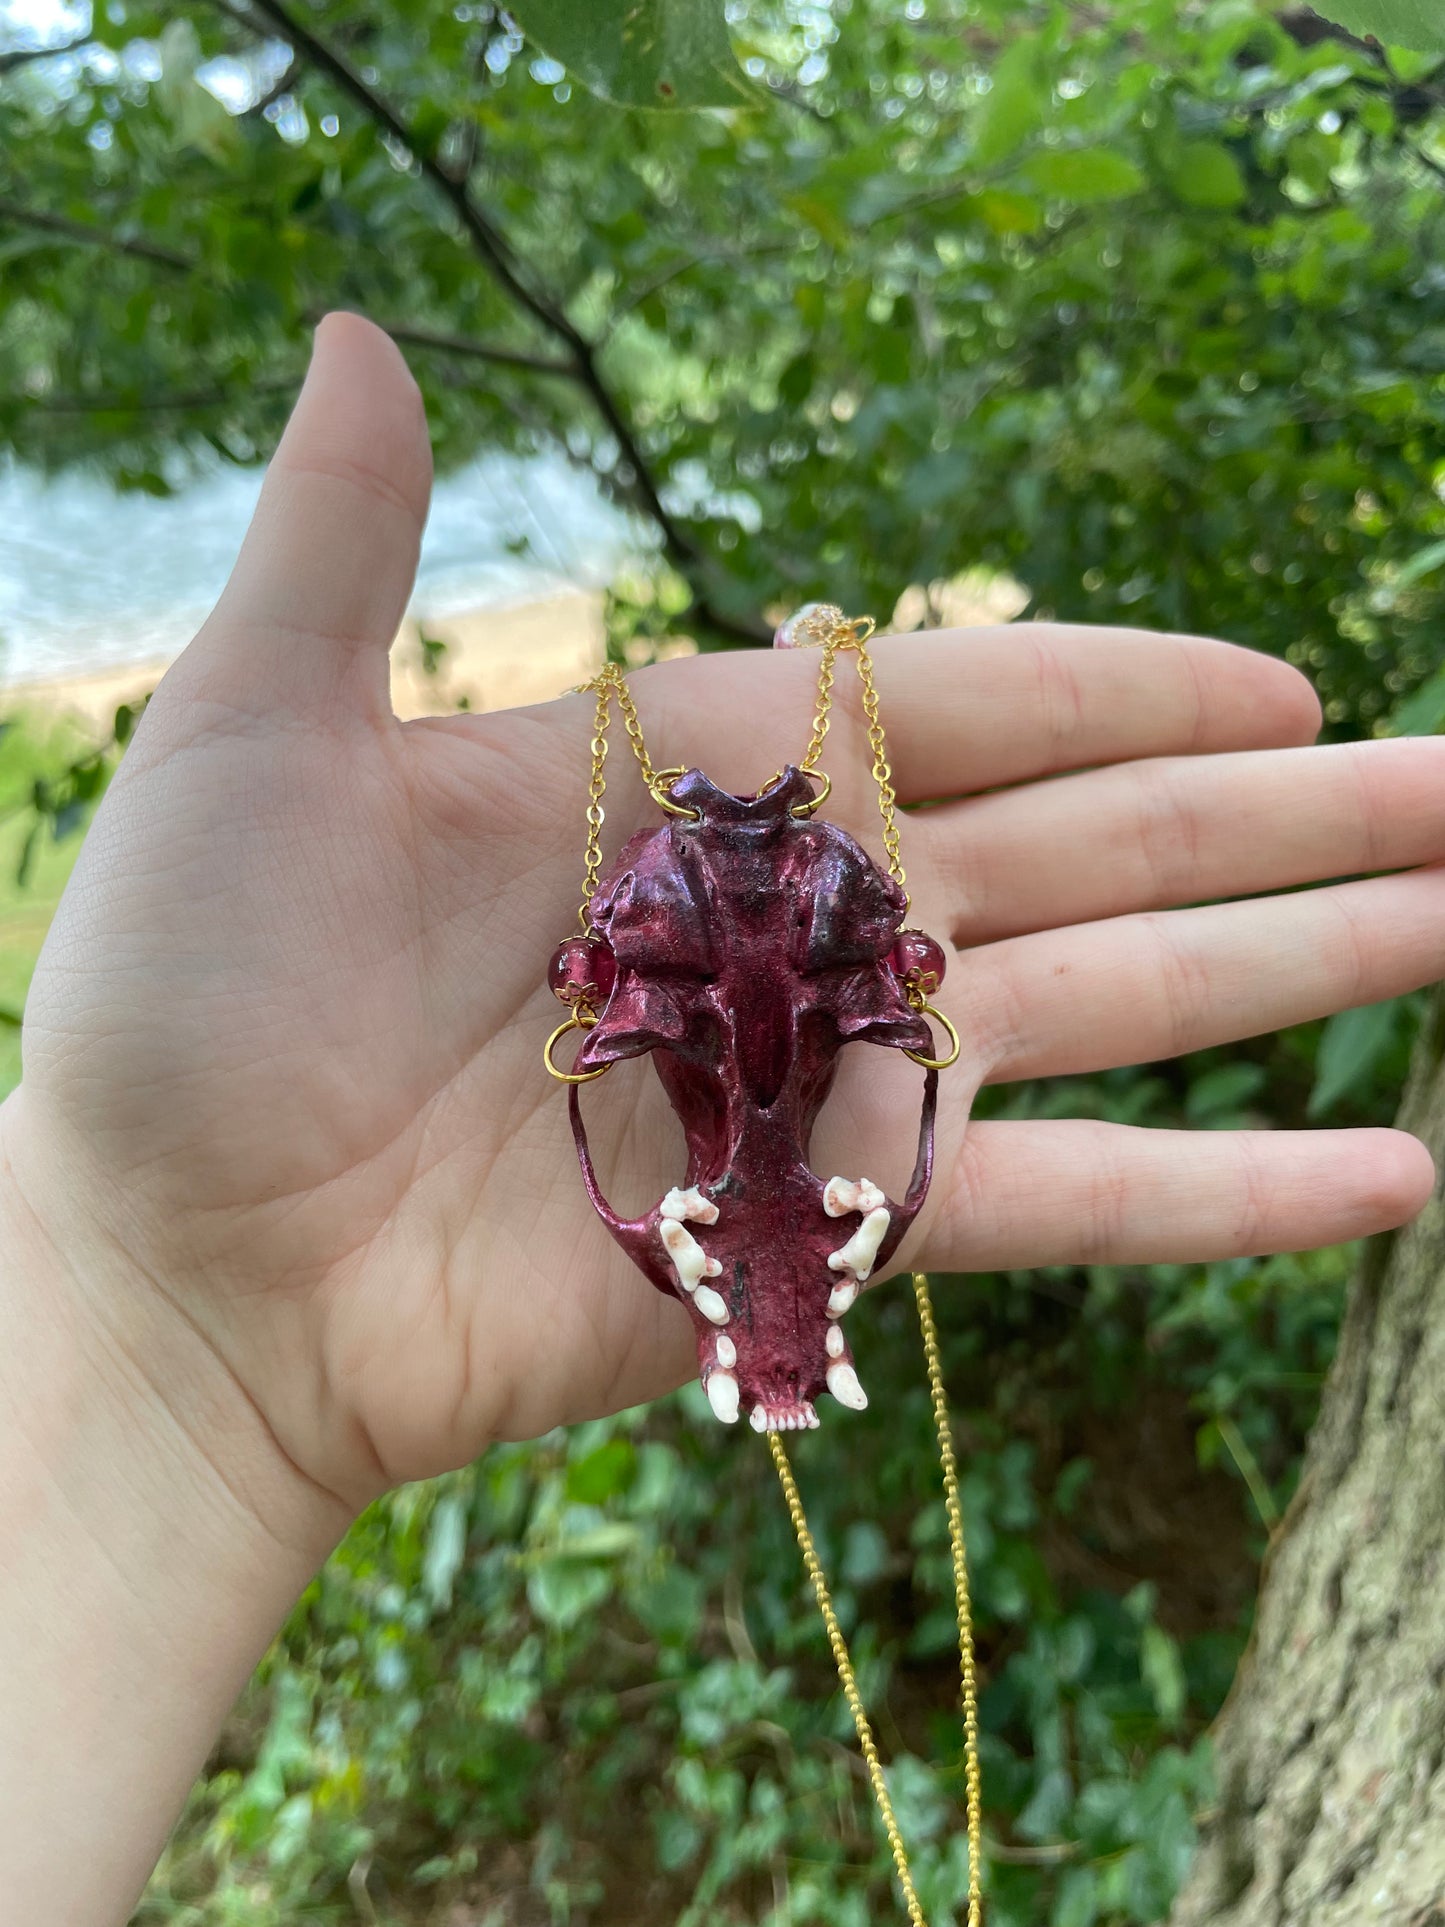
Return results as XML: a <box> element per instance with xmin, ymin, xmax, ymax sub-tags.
<box><xmin>6</xmin><ymin>314</ymin><xmax>1442</xmax><ymax>1535</ymax></box>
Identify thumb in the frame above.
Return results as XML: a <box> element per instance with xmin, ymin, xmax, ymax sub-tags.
<box><xmin>190</xmin><ymin>312</ymin><xmax>433</xmax><ymax>717</ymax></box>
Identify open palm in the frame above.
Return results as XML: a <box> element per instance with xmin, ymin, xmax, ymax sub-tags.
<box><xmin>10</xmin><ymin>316</ymin><xmax>1443</xmax><ymax>1513</ymax></box>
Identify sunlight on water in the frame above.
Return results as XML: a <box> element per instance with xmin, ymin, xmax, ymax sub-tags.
<box><xmin>0</xmin><ymin>451</ymin><xmax>630</xmax><ymax>683</ymax></box>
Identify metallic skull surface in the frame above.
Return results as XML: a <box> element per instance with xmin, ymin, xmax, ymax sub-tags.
<box><xmin>564</xmin><ymin>765</ymin><xmax>940</xmax><ymax>1433</ymax></box>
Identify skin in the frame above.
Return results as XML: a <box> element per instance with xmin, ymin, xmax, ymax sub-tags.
<box><xmin>3</xmin><ymin>312</ymin><xmax>1444</xmax><ymax>1921</ymax></box>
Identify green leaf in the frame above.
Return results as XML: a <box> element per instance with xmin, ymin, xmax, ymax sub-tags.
<box><xmin>1309</xmin><ymin>999</ymin><xmax>1404</xmax><ymax>1116</ymax></box>
<box><xmin>1394</xmin><ymin>537</ymin><xmax>1445</xmax><ymax>587</ymax></box>
<box><xmin>422</xmin><ymin>1491</ymin><xmax>468</xmax><ymax>1610</ymax></box>
<box><xmin>0</xmin><ymin>1007</ymin><xmax>21</xmax><ymax>1029</ymax></box>
<box><xmin>507</xmin><ymin>0</ymin><xmax>756</xmax><ymax>110</ymax></box>
<box><xmin>1389</xmin><ymin>666</ymin><xmax>1445</xmax><ymax>736</ymax></box>
<box><xmin>1310</xmin><ymin>0</ymin><xmax>1445</xmax><ymax>53</ymax></box>
<box><xmin>973</xmin><ymin>34</ymin><xmax>1046</xmax><ymax>168</ymax></box>
<box><xmin>1024</xmin><ymin>148</ymin><xmax>1146</xmax><ymax>203</ymax></box>
<box><xmin>1141</xmin><ymin>1622</ymin><xmax>1187</xmax><ymax>1727</ymax></box>
<box><xmin>1166</xmin><ymin>140</ymin><xmax>1247</xmax><ymax>209</ymax></box>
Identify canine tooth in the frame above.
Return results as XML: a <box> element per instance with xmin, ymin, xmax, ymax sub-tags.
<box><xmin>856</xmin><ymin>1178</ymin><xmax>885</xmax><ymax>1213</ymax></box>
<box><xmin>716</xmin><ymin>1334</ymin><xmax>737</xmax><ymax>1368</ymax></box>
<box><xmin>694</xmin><ymin>1285</ymin><xmax>729</xmax><ymax>1326</ymax></box>
<box><xmin>825</xmin><ymin>1323</ymin><xmax>845</xmax><ymax>1359</ymax></box>
<box><xmin>660</xmin><ymin>1217</ymin><xmax>713</xmax><ymax>1293</ymax></box>
<box><xmin>660</xmin><ymin>1185</ymin><xmax>719</xmax><ymax>1226</ymax></box>
<box><xmin>751</xmin><ymin>1405</ymin><xmax>769</xmax><ymax>1433</ymax></box>
<box><xmin>826</xmin><ymin>1362</ymin><xmax>869</xmax><ymax>1411</ymax></box>
<box><xmin>827</xmin><ymin>1206</ymin><xmax>890</xmax><ymax>1284</ymax></box>
<box><xmin>706</xmin><ymin>1370</ymin><xmax>740</xmax><ymax>1424</ymax></box>
<box><xmin>827</xmin><ymin>1279</ymin><xmax>860</xmax><ymax>1317</ymax></box>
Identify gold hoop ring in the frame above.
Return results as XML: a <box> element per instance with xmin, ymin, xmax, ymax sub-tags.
<box><xmin>903</xmin><ymin>1001</ymin><xmax>961</xmax><ymax>1071</ymax></box>
<box><xmin>649</xmin><ymin>766</ymin><xmax>701</xmax><ymax>820</ymax></box>
<box><xmin>544</xmin><ymin>1012</ymin><xmax>610</xmax><ymax>1084</ymax></box>
<box><xmin>761</xmin><ymin>767</ymin><xmax>832</xmax><ymax>817</ymax></box>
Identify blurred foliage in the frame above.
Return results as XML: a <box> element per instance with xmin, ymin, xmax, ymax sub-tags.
<box><xmin>3</xmin><ymin>0</ymin><xmax>1445</xmax><ymax>1921</ymax></box>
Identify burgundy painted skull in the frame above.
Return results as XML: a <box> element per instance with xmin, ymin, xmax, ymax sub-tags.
<box><xmin>556</xmin><ymin>765</ymin><xmax>942</xmax><ymax>1433</ymax></box>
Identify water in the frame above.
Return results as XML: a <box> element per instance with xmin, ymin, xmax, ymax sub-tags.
<box><xmin>0</xmin><ymin>450</ymin><xmax>630</xmax><ymax>684</ymax></box>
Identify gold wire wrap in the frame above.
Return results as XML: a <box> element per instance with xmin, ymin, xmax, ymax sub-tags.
<box><xmin>767</xmin><ymin>1272</ymin><xmax>985</xmax><ymax>1926</ymax></box>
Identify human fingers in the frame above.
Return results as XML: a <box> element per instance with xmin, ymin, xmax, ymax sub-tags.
<box><xmin>916</xmin><ymin>1119</ymin><xmax>1432</xmax><ymax>1269</ymax></box>
<box><xmin>917</xmin><ymin>735</ymin><xmax>1445</xmax><ymax>945</ymax></box>
<box><xmin>963</xmin><ymin>867</ymin><xmax>1445</xmax><ymax>1083</ymax></box>
<box><xmin>626</xmin><ymin>622</ymin><xmax>1321</xmax><ymax>807</ymax></box>
<box><xmin>184</xmin><ymin>312</ymin><xmax>432</xmax><ymax>719</ymax></box>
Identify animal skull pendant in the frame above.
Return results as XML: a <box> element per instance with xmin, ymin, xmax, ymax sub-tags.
<box><xmin>551</xmin><ymin>764</ymin><xmax>945</xmax><ymax>1434</ymax></box>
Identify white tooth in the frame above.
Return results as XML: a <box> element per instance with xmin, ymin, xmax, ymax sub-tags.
<box><xmin>704</xmin><ymin>1258</ymin><xmax>723</xmax><ymax>1277</ymax></box>
<box><xmin>716</xmin><ymin>1334</ymin><xmax>737</xmax><ymax>1368</ymax></box>
<box><xmin>827</xmin><ymin>1279</ymin><xmax>859</xmax><ymax>1317</ymax></box>
<box><xmin>807</xmin><ymin>1410</ymin><xmax>820</xmax><ymax>1429</ymax></box>
<box><xmin>823</xmin><ymin>1175</ymin><xmax>860</xmax><ymax>1218</ymax></box>
<box><xmin>694</xmin><ymin>1285</ymin><xmax>729</xmax><ymax>1326</ymax></box>
<box><xmin>827</xmin><ymin>1206</ymin><xmax>890</xmax><ymax>1284</ymax></box>
<box><xmin>827</xmin><ymin>1362</ymin><xmax>869</xmax><ymax>1411</ymax></box>
<box><xmin>660</xmin><ymin>1217</ymin><xmax>713</xmax><ymax>1293</ymax></box>
<box><xmin>825</xmin><ymin>1323</ymin><xmax>846</xmax><ymax>1359</ymax></box>
<box><xmin>856</xmin><ymin>1178</ymin><xmax>885</xmax><ymax>1214</ymax></box>
<box><xmin>706</xmin><ymin>1370</ymin><xmax>740</xmax><ymax>1424</ymax></box>
<box><xmin>751</xmin><ymin>1404</ymin><xmax>769</xmax><ymax>1432</ymax></box>
<box><xmin>661</xmin><ymin>1185</ymin><xmax>719</xmax><ymax>1225</ymax></box>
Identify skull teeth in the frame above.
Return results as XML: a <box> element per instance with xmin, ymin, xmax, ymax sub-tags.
<box><xmin>694</xmin><ymin>1285</ymin><xmax>729</xmax><ymax>1326</ymax></box>
<box><xmin>660</xmin><ymin>1185</ymin><xmax>719</xmax><ymax>1226</ymax></box>
<box><xmin>825</xmin><ymin>1323</ymin><xmax>846</xmax><ymax>1359</ymax></box>
<box><xmin>826</xmin><ymin>1362</ymin><xmax>868</xmax><ymax>1411</ymax></box>
<box><xmin>715</xmin><ymin>1334</ymin><xmax>737</xmax><ymax>1368</ymax></box>
<box><xmin>827</xmin><ymin>1206</ymin><xmax>890</xmax><ymax>1286</ymax></box>
<box><xmin>827</xmin><ymin>1279</ymin><xmax>860</xmax><ymax>1317</ymax></box>
<box><xmin>706</xmin><ymin>1370</ymin><xmax>740</xmax><ymax>1424</ymax></box>
<box><xmin>823</xmin><ymin>1175</ymin><xmax>887</xmax><ymax>1219</ymax></box>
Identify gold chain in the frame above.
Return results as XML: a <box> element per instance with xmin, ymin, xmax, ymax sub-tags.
<box><xmin>914</xmin><ymin>1270</ymin><xmax>985</xmax><ymax>1927</ymax></box>
<box><xmin>792</xmin><ymin>606</ymin><xmax>908</xmax><ymax>906</ymax></box>
<box><xmin>768</xmin><ymin>1274</ymin><xmax>985</xmax><ymax>1926</ymax></box>
<box><xmin>574</xmin><ymin>663</ymin><xmax>663</xmax><ymax>934</ymax></box>
<box><xmin>767</xmin><ymin>1431</ymin><xmax>929</xmax><ymax>1927</ymax></box>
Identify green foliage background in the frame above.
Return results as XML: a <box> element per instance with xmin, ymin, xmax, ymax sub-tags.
<box><xmin>3</xmin><ymin>0</ymin><xmax>1445</xmax><ymax>1921</ymax></box>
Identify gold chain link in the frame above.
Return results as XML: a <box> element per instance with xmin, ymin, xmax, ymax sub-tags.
<box><xmin>574</xmin><ymin>663</ymin><xmax>664</xmax><ymax>934</ymax></box>
<box><xmin>767</xmin><ymin>1275</ymin><xmax>985</xmax><ymax>1927</ymax></box>
<box><xmin>914</xmin><ymin>1270</ymin><xmax>985</xmax><ymax>1927</ymax></box>
<box><xmin>767</xmin><ymin>1432</ymin><xmax>929</xmax><ymax>1927</ymax></box>
<box><xmin>792</xmin><ymin>606</ymin><xmax>908</xmax><ymax>907</ymax></box>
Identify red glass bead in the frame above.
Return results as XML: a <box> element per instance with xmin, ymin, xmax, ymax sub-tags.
<box><xmin>548</xmin><ymin>935</ymin><xmax>618</xmax><ymax>1010</ymax></box>
<box><xmin>888</xmin><ymin>929</ymin><xmax>946</xmax><ymax>997</ymax></box>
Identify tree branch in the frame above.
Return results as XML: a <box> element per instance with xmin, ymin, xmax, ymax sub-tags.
<box><xmin>0</xmin><ymin>196</ymin><xmax>192</xmax><ymax>270</ymax></box>
<box><xmin>21</xmin><ymin>377</ymin><xmax>298</xmax><ymax>413</ymax></box>
<box><xmin>225</xmin><ymin>0</ymin><xmax>767</xmax><ymax>644</ymax></box>
<box><xmin>0</xmin><ymin>34</ymin><xmax>90</xmax><ymax>74</ymax></box>
<box><xmin>377</xmin><ymin>322</ymin><xmax>574</xmax><ymax>377</ymax></box>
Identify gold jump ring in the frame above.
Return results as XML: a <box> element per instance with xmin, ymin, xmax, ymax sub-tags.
<box><xmin>903</xmin><ymin>1001</ymin><xmax>961</xmax><ymax>1072</ymax></box>
<box><xmin>649</xmin><ymin>766</ymin><xmax>701</xmax><ymax>820</ymax></box>
<box><xmin>544</xmin><ymin>1011</ymin><xmax>610</xmax><ymax>1084</ymax></box>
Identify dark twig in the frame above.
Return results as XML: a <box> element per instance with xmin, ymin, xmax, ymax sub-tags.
<box><xmin>0</xmin><ymin>34</ymin><xmax>90</xmax><ymax>74</ymax></box>
<box><xmin>378</xmin><ymin>321</ymin><xmax>574</xmax><ymax>377</ymax></box>
<box><xmin>0</xmin><ymin>196</ymin><xmax>192</xmax><ymax>270</ymax></box>
<box><xmin>226</xmin><ymin>0</ymin><xmax>766</xmax><ymax>642</ymax></box>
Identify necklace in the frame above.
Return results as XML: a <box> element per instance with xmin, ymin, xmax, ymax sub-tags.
<box><xmin>543</xmin><ymin>605</ymin><xmax>983</xmax><ymax>1925</ymax></box>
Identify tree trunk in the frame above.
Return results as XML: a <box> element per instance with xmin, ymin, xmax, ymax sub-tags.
<box><xmin>1172</xmin><ymin>994</ymin><xmax>1445</xmax><ymax>1927</ymax></box>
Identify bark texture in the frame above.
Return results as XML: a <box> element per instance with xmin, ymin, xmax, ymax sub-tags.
<box><xmin>1172</xmin><ymin>993</ymin><xmax>1445</xmax><ymax>1927</ymax></box>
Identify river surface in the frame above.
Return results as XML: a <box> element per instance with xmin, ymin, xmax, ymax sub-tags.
<box><xmin>0</xmin><ymin>450</ymin><xmax>629</xmax><ymax>683</ymax></box>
